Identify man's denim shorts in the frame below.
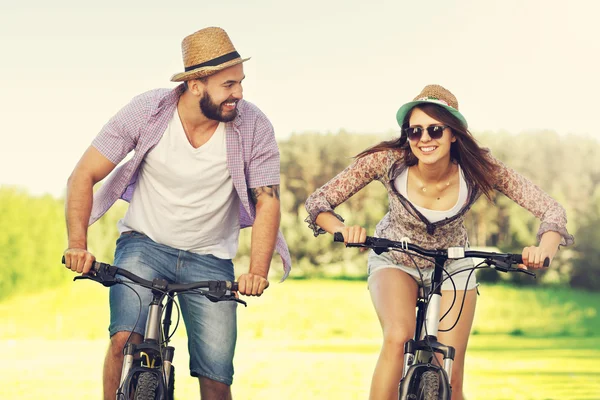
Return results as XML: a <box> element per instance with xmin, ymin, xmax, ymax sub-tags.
<box><xmin>367</xmin><ymin>249</ymin><xmax>478</xmax><ymax>291</ymax></box>
<box><xmin>109</xmin><ymin>231</ymin><xmax>237</xmax><ymax>385</ymax></box>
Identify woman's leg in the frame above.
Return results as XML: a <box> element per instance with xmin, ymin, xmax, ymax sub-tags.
<box><xmin>436</xmin><ymin>288</ymin><xmax>477</xmax><ymax>400</ymax></box>
<box><xmin>368</xmin><ymin>268</ymin><xmax>419</xmax><ymax>400</ymax></box>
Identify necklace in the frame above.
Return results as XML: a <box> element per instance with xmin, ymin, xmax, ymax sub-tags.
<box><xmin>412</xmin><ymin>165</ymin><xmax>455</xmax><ymax>198</ymax></box>
<box><xmin>419</xmin><ymin>181</ymin><xmax>451</xmax><ymax>193</ymax></box>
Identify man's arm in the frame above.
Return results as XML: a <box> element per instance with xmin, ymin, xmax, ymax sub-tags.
<box><xmin>64</xmin><ymin>146</ymin><xmax>116</xmax><ymax>274</ymax></box>
<box><xmin>237</xmin><ymin>185</ymin><xmax>281</xmax><ymax>296</ymax></box>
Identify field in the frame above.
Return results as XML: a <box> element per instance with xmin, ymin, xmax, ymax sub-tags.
<box><xmin>1</xmin><ymin>280</ymin><xmax>599</xmax><ymax>399</ymax></box>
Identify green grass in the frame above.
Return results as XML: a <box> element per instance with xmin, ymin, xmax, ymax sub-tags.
<box><xmin>1</xmin><ymin>280</ymin><xmax>599</xmax><ymax>399</ymax></box>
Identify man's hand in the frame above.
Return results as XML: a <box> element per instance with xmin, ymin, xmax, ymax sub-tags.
<box><xmin>237</xmin><ymin>273</ymin><xmax>269</xmax><ymax>296</ymax></box>
<box><xmin>63</xmin><ymin>248</ymin><xmax>96</xmax><ymax>274</ymax></box>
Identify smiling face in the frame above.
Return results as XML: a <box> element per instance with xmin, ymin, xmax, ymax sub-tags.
<box><xmin>190</xmin><ymin>63</ymin><xmax>245</xmax><ymax>122</ymax></box>
<box><xmin>407</xmin><ymin>107</ymin><xmax>456</xmax><ymax>166</ymax></box>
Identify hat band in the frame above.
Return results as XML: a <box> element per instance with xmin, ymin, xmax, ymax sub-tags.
<box><xmin>416</xmin><ymin>96</ymin><xmax>451</xmax><ymax>108</ymax></box>
<box><xmin>184</xmin><ymin>51</ymin><xmax>241</xmax><ymax>71</ymax></box>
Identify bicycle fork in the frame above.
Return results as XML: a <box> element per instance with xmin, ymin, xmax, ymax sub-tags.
<box><xmin>118</xmin><ymin>295</ymin><xmax>176</xmax><ymax>395</ymax></box>
<box><xmin>402</xmin><ymin>261</ymin><xmax>456</xmax><ymax>382</ymax></box>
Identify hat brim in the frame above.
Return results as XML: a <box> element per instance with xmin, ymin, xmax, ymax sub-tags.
<box><xmin>396</xmin><ymin>100</ymin><xmax>468</xmax><ymax>129</ymax></box>
<box><xmin>170</xmin><ymin>57</ymin><xmax>251</xmax><ymax>82</ymax></box>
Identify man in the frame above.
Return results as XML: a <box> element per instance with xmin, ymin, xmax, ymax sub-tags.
<box><xmin>63</xmin><ymin>27</ymin><xmax>291</xmax><ymax>399</ymax></box>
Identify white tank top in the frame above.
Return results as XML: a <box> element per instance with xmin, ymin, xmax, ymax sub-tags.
<box><xmin>394</xmin><ymin>166</ymin><xmax>468</xmax><ymax>223</ymax></box>
<box><xmin>118</xmin><ymin>108</ymin><xmax>240</xmax><ymax>259</ymax></box>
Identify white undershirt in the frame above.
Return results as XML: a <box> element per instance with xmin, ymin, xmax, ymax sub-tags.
<box><xmin>394</xmin><ymin>166</ymin><xmax>468</xmax><ymax>223</ymax></box>
<box><xmin>118</xmin><ymin>108</ymin><xmax>240</xmax><ymax>259</ymax></box>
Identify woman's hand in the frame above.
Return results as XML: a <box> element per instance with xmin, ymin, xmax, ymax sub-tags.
<box><xmin>520</xmin><ymin>245</ymin><xmax>554</xmax><ymax>269</ymax></box>
<box><xmin>336</xmin><ymin>225</ymin><xmax>367</xmax><ymax>244</ymax></box>
<box><xmin>520</xmin><ymin>231</ymin><xmax>561</xmax><ymax>269</ymax></box>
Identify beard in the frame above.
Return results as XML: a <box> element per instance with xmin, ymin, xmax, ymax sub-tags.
<box><xmin>199</xmin><ymin>91</ymin><xmax>238</xmax><ymax>122</ymax></box>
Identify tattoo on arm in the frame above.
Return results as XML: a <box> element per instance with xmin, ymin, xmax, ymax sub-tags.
<box><xmin>250</xmin><ymin>185</ymin><xmax>280</xmax><ymax>204</ymax></box>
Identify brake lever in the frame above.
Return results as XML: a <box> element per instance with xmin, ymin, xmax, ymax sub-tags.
<box><xmin>489</xmin><ymin>259</ymin><xmax>536</xmax><ymax>278</ymax></box>
<box><xmin>73</xmin><ymin>271</ymin><xmax>120</xmax><ymax>287</ymax></box>
<box><xmin>488</xmin><ymin>259</ymin><xmax>510</xmax><ymax>273</ymax></box>
<box><xmin>344</xmin><ymin>242</ymin><xmax>389</xmax><ymax>255</ymax></box>
<box><xmin>514</xmin><ymin>267</ymin><xmax>536</xmax><ymax>278</ymax></box>
<box><xmin>233</xmin><ymin>298</ymin><xmax>248</xmax><ymax>307</ymax></box>
<box><xmin>205</xmin><ymin>292</ymin><xmax>247</xmax><ymax>307</ymax></box>
<box><xmin>372</xmin><ymin>247</ymin><xmax>387</xmax><ymax>255</ymax></box>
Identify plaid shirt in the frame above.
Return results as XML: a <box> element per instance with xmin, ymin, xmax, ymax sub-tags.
<box><xmin>89</xmin><ymin>84</ymin><xmax>291</xmax><ymax>279</ymax></box>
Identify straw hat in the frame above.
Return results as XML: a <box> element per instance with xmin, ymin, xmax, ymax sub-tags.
<box><xmin>170</xmin><ymin>27</ymin><xmax>250</xmax><ymax>82</ymax></box>
<box><xmin>396</xmin><ymin>85</ymin><xmax>468</xmax><ymax>128</ymax></box>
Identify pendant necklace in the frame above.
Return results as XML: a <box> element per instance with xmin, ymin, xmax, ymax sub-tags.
<box><xmin>415</xmin><ymin>165</ymin><xmax>454</xmax><ymax>199</ymax></box>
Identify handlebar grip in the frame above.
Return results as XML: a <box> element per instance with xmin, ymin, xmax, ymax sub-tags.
<box><xmin>231</xmin><ymin>282</ymin><xmax>239</xmax><ymax>292</ymax></box>
<box><xmin>62</xmin><ymin>255</ymin><xmax>103</xmax><ymax>272</ymax></box>
<box><xmin>513</xmin><ymin>255</ymin><xmax>550</xmax><ymax>267</ymax></box>
<box><xmin>333</xmin><ymin>234</ymin><xmax>382</xmax><ymax>248</ymax></box>
<box><xmin>92</xmin><ymin>261</ymin><xmax>103</xmax><ymax>272</ymax></box>
<box><xmin>333</xmin><ymin>232</ymin><xmax>344</xmax><ymax>242</ymax></box>
<box><xmin>543</xmin><ymin>257</ymin><xmax>550</xmax><ymax>267</ymax></box>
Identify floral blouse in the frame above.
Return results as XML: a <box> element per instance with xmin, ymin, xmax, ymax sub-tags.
<box><xmin>305</xmin><ymin>149</ymin><xmax>574</xmax><ymax>270</ymax></box>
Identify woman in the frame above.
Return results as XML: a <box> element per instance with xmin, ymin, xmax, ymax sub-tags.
<box><xmin>304</xmin><ymin>85</ymin><xmax>574</xmax><ymax>400</ymax></box>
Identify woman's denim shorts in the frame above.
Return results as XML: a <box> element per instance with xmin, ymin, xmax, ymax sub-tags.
<box><xmin>367</xmin><ymin>249</ymin><xmax>478</xmax><ymax>291</ymax></box>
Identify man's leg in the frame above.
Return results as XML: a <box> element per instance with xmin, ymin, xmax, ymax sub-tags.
<box><xmin>199</xmin><ymin>377</ymin><xmax>232</xmax><ymax>400</ymax></box>
<box><xmin>177</xmin><ymin>252</ymin><xmax>237</xmax><ymax>399</ymax></box>
<box><xmin>106</xmin><ymin>231</ymin><xmax>177</xmax><ymax>399</ymax></box>
<box><xmin>103</xmin><ymin>332</ymin><xmax>143</xmax><ymax>400</ymax></box>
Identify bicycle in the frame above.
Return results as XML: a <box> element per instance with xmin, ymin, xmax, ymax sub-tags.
<box><xmin>62</xmin><ymin>256</ymin><xmax>246</xmax><ymax>400</ymax></box>
<box><xmin>332</xmin><ymin>232</ymin><xmax>549</xmax><ymax>400</ymax></box>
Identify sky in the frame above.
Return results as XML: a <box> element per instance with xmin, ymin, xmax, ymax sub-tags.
<box><xmin>1</xmin><ymin>0</ymin><xmax>599</xmax><ymax>197</ymax></box>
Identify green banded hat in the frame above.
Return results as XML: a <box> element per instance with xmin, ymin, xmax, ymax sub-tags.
<box><xmin>396</xmin><ymin>84</ymin><xmax>468</xmax><ymax>128</ymax></box>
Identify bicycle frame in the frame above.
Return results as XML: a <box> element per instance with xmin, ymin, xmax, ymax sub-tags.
<box><xmin>64</xmin><ymin>257</ymin><xmax>242</xmax><ymax>400</ymax></box>
<box><xmin>332</xmin><ymin>233</ymin><xmax>544</xmax><ymax>399</ymax></box>
<box><xmin>399</xmin><ymin>254</ymin><xmax>454</xmax><ymax>399</ymax></box>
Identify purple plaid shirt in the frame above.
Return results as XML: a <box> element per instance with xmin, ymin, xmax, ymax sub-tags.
<box><xmin>89</xmin><ymin>84</ymin><xmax>291</xmax><ymax>279</ymax></box>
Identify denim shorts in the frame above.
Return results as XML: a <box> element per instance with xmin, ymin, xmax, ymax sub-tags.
<box><xmin>367</xmin><ymin>249</ymin><xmax>478</xmax><ymax>291</ymax></box>
<box><xmin>109</xmin><ymin>231</ymin><xmax>237</xmax><ymax>385</ymax></box>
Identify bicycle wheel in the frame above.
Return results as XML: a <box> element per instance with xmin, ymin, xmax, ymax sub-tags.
<box><xmin>134</xmin><ymin>371</ymin><xmax>159</xmax><ymax>400</ymax></box>
<box><xmin>417</xmin><ymin>370</ymin><xmax>440</xmax><ymax>400</ymax></box>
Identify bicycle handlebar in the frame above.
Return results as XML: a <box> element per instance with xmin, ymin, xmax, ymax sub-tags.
<box><xmin>62</xmin><ymin>256</ymin><xmax>240</xmax><ymax>301</ymax></box>
<box><xmin>332</xmin><ymin>232</ymin><xmax>550</xmax><ymax>268</ymax></box>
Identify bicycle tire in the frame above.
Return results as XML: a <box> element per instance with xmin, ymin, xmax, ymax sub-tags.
<box><xmin>134</xmin><ymin>372</ymin><xmax>159</xmax><ymax>400</ymax></box>
<box><xmin>417</xmin><ymin>370</ymin><xmax>440</xmax><ymax>400</ymax></box>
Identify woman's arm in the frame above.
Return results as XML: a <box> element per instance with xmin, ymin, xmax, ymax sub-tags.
<box><xmin>314</xmin><ymin>211</ymin><xmax>346</xmax><ymax>234</ymax></box>
<box><xmin>488</xmin><ymin>153</ymin><xmax>574</xmax><ymax>267</ymax></box>
<box><xmin>314</xmin><ymin>212</ymin><xmax>367</xmax><ymax>244</ymax></box>
<box><xmin>305</xmin><ymin>150</ymin><xmax>396</xmax><ymax>237</ymax></box>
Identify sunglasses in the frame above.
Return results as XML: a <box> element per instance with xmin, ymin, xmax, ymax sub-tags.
<box><xmin>403</xmin><ymin>125</ymin><xmax>449</xmax><ymax>141</ymax></box>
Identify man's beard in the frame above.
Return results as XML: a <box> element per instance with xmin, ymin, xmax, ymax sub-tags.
<box><xmin>199</xmin><ymin>91</ymin><xmax>237</xmax><ymax>122</ymax></box>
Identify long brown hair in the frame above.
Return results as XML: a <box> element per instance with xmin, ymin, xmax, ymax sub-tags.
<box><xmin>356</xmin><ymin>104</ymin><xmax>496</xmax><ymax>200</ymax></box>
